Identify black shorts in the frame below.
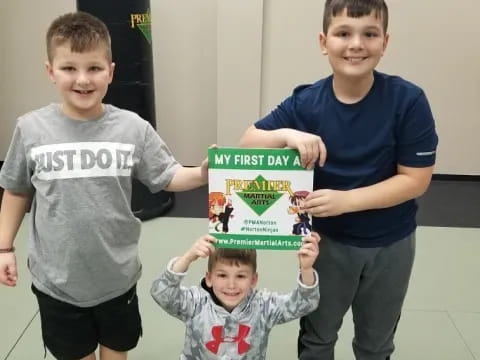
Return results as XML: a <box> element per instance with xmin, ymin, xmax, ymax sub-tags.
<box><xmin>32</xmin><ymin>284</ymin><xmax>142</xmax><ymax>360</ymax></box>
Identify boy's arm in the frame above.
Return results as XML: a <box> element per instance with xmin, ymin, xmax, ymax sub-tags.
<box><xmin>239</xmin><ymin>125</ymin><xmax>289</xmax><ymax>148</ymax></box>
<box><xmin>346</xmin><ymin>165</ymin><xmax>433</xmax><ymax>211</ymax></box>
<box><xmin>263</xmin><ymin>270</ymin><xmax>320</xmax><ymax>328</ymax></box>
<box><xmin>297</xmin><ymin>232</ymin><xmax>320</xmax><ymax>286</ymax></box>
<box><xmin>164</xmin><ymin>158</ymin><xmax>208</xmax><ymax>192</ymax></box>
<box><xmin>304</xmin><ymin>165</ymin><xmax>434</xmax><ymax>217</ymax></box>
<box><xmin>0</xmin><ymin>190</ymin><xmax>30</xmax><ymax>248</ymax></box>
<box><xmin>150</xmin><ymin>257</ymin><xmax>200</xmax><ymax>322</ymax></box>
<box><xmin>150</xmin><ymin>235</ymin><xmax>216</xmax><ymax>320</ymax></box>
<box><xmin>171</xmin><ymin>234</ymin><xmax>216</xmax><ymax>273</ymax></box>
<box><xmin>136</xmin><ymin>124</ymin><xmax>209</xmax><ymax>192</ymax></box>
<box><xmin>0</xmin><ymin>190</ymin><xmax>31</xmax><ymax>286</ymax></box>
<box><xmin>263</xmin><ymin>233</ymin><xmax>320</xmax><ymax>327</ymax></box>
<box><xmin>239</xmin><ymin>125</ymin><xmax>326</xmax><ymax>168</ymax></box>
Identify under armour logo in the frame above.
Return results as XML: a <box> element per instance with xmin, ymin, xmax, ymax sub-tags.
<box><xmin>205</xmin><ymin>324</ymin><xmax>251</xmax><ymax>355</ymax></box>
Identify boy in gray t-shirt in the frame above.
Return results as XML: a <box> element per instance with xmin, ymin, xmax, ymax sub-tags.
<box><xmin>151</xmin><ymin>233</ymin><xmax>320</xmax><ymax>360</ymax></box>
<box><xmin>0</xmin><ymin>12</ymin><xmax>207</xmax><ymax>360</ymax></box>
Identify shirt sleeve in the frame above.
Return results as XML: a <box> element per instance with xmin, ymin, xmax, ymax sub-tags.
<box><xmin>0</xmin><ymin>123</ymin><xmax>32</xmax><ymax>193</ymax></box>
<box><xmin>255</xmin><ymin>85</ymin><xmax>312</xmax><ymax>132</ymax></box>
<box><xmin>396</xmin><ymin>91</ymin><xmax>438</xmax><ymax>167</ymax></box>
<box><xmin>263</xmin><ymin>270</ymin><xmax>320</xmax><ymax>327</ymax></box>
<box><xmin>150</xmin><ymin>257</ymin><xmax>202</xmax><ymax>322</ymax></box>
<box><xmin>134</xmin><ymin>123</ymin><xmax>181</xmax><ymax>193</ymax></box>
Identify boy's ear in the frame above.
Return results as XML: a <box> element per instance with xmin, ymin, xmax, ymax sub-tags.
<box><xmin>108</xmin><ymin>62</ymin><xmax>115</xmax><ymax>84</ymax></box>
<box><xmin>319</xmin><ymin>33</ymin><xmax>328</xmax><ymax>55</ymax></box>
<box><xmin>381</xmin><ymin>34</ymin><xmax>390</xmax><ymax>55</ymax></box>
<box><xmin>251</xmin><ymin>272</ymin><xmax>258</xmax><ymax>288</ymax></box>
<box><xmin>205</xmin><ymin>271</ymin><xmax>212</xmax><ymax>287</ymax></box>
<box><xmin>45</xmin><ymin>61</ymin><xmax>55</xmax><ymax>83</ymax></box>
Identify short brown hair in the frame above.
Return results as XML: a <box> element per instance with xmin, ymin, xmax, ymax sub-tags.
<box><xmin>208</xmin><ymin>248</ymin><xmax>257</xmax><ymax>272</ymax></box>
<box><xmin>46</xmin><ymin>11</ymin><xmax>112</xmax><ymax>62</ymax></box>
<box><xmin>323</xmin><ymin>0</ymin><xmax>388</xmax><ymax>34</ymax></box>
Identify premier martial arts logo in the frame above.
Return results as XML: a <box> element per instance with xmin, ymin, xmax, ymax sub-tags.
<box><xmin>30</xmin><ymin>142</ymin><xmax>135</xmax><ymax>180</ymax></box>
<box><xmin>225</xmin><ymin>175</ymin><xmax>293</xmax><ymax>216</ymax></box>
<box><xmin>130</xmin><ymin>10</ymin><xmax>152</xmax><ymax>44</ymax></box>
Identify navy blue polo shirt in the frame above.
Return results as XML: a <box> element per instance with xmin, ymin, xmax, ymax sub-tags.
<box><xmin>255</xmin><ymin>71</ymin><xmax>438</xmax><ymax>247</ymax></box>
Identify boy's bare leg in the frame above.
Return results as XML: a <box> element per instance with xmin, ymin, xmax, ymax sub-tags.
<box><xmin>99</xmin><ymin>345</ymin><xmax>127</xmax><ymax>360</ymax></box>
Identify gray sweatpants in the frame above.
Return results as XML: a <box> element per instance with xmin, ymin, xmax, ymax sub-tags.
<box><xmin>298</xmin><ymin>232</ymin><xmax>416</xmax><ymax>360</ymax></box>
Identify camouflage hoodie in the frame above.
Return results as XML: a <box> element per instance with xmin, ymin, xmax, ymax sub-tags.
<box><xmin>151</xmin><ymin>258</ymin><xmax>320</xmax><ymax>359</ymax></box>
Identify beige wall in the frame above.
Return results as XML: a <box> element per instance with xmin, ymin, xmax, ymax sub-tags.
<box><xmin>151</xmin><ymin>0</ymin><xmax>217</xmax><ymax>164</ymax></box>
<box><xmin>1</xmin><ymin>0</ymin><xmax>479</xmax><ymax>175</ymax></box>
<box><xmin>217</xmin><ymin>0</ymin><xmax>264</xmax><ymax>148</ymax></box>
<box><xmin>1</xmin><ymin>0</ymin><xmax>75</xmax><ymax>157</ymax></box>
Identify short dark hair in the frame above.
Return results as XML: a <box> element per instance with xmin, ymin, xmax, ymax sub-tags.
<box><xmin>46</xmin><ymin>11</ymin><xmax>112</xmax><ymax>62</ymax></box>
<box><xmin>208</xmin><ymin>248</ymin><xmax>257</xmax><ymax>272</ymax></box>
<box><xmin>323</xmin><ymin>0</ymin><xmax>388</xmax><ymax>34</ymax></box>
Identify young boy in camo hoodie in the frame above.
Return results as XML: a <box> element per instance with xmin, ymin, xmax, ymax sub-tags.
<box><xmin>151</xmin><ymin>233</ymin><xmax>320</xmax><ymax>359</ymax></box>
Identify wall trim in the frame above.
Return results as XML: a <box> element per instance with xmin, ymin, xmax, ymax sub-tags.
<box><xmin>432</xmin><ymin>174</ymin><xmax>480</xmax><ymax>182</ymax></box>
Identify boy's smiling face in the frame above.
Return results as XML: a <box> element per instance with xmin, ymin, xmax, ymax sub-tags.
<box><xmin>46</xmin><ymin>42</ymin><xmax>115</xmax><ymax>120</ymax></box>
<box><xmin>206</xmin><ymin>261</ymin><xmax>258</xmax><ymax>312</ymax></box>
<box><xmin>319</xmin><ymin>8</ymin><xmax>389</xmax><ymax>81</ymax></box>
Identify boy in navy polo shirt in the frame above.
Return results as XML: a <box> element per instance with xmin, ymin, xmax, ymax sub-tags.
<box><xmin>239</xmin><ymin>0</ymin><xmax>438</xmax><ymax>359</ymax></box>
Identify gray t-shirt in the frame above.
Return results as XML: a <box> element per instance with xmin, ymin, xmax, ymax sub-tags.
<box><xmin>0</xmin><ymin>103</ymin><xmax>181</xmax><ymax>306</ymax></box>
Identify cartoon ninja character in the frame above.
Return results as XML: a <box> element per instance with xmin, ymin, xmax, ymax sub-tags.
<box><xmin>208</xmin><ymin>192</ymin><xmax>234</xmax><ymax>233</ymax></box>
<box><xmin>288</xmin><ymin>190</ymin><xmax>312</xmax><ymax>235</ymax></box>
